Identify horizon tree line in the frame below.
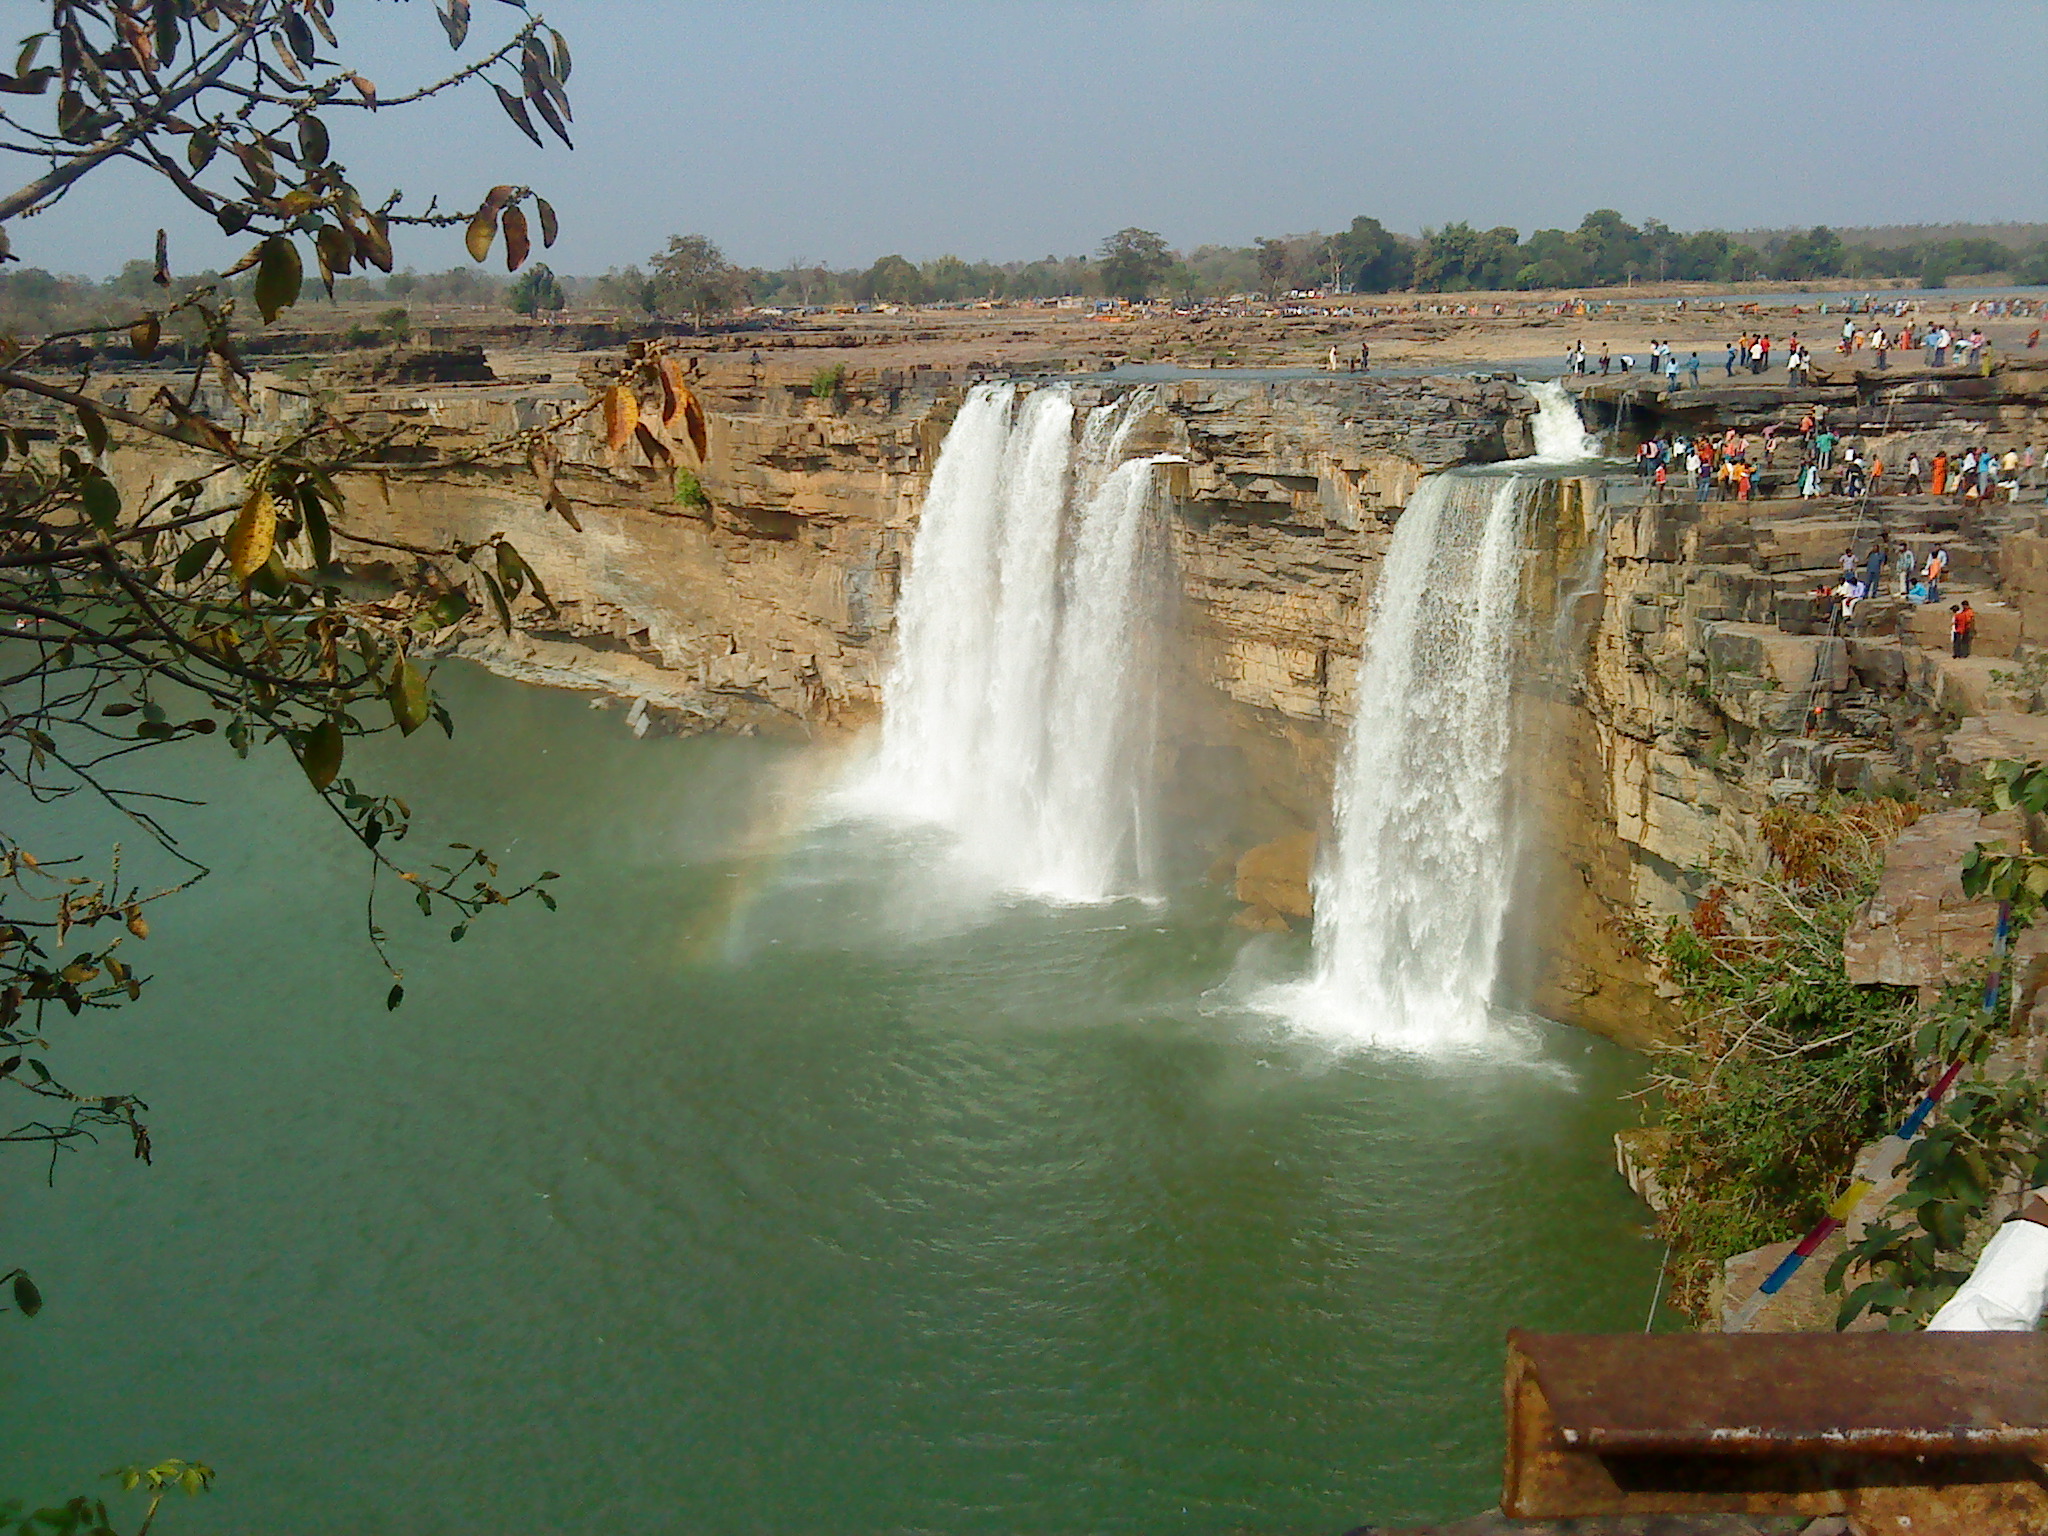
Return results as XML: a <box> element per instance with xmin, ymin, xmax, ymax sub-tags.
<box><xmin>4</xmin><ymin>212</ymin><xmax>2043</xmax><ymax>338</ymax></box>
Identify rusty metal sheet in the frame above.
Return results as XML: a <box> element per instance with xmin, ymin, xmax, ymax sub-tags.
<box><xmin>1510</xmin><ymin>1329</ymin><xmax>2048</xmax><ymax>1457</ymax></box>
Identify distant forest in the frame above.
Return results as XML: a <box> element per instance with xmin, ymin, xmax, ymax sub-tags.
<box><xmin>4</xmin><ymin>213</ymin><xmax>2044</xmax><ymax>334</ymax></box>
<box><xmin>731</xmin><ymin>215</ymin><xmax>2048</xmax><ymax>310</ymax></box>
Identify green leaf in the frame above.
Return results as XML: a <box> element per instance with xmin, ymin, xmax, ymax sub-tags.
<box><xmin>281</xmin><ymin>13</ymin><xmax>317</xmax><ymax>68</ymax></box>
<box><xmin>296</xmin><ymin>482</ymin><xmax>332</xmax><ymax>569</ymax></box>
<box><xmin>427</xmin><ymin>591</ymin><xmax>471</xmax><ymax>628</ymax></box>
<box><xmin>492</xmin><ymin>82</ymin><xmax>543</xmax><ymax>148</ymax></box>
<box><xmin>386</xmin><ymin>656</ymin><xmax>429</xmax><ymax>735</ymax></box>
<box><xmin>155</xmin><ymin>0</ymin><xmax>179</xmax><ymax>67</ymax></box>
<box><xmin>253</xmin><ymin>235</ymin><xmax>302</xmax><ymax>323</ymax></box>
<box><xmin>75</xmin><ymin>403</ymin><xmax>107</xmax><ymax>456</ymax></box>
<box><xmin>479</xmin><ymin>568</ymin><xmax>513</xmax><ymax>632</ymax></box>
<box><xmin>493</xmin><ymin>540</ymin><xmax>525</xmax><ymax>597</ymax></box>
<box><xmin>80</xmin><ymin>472</ymin><xmax>119</xmax><ymax>536</ymax></box>
<box><xmin>301</xmin><ymin>719</ymin><xmax>343</xmax><ymax>790</ymax></box>
<box><xmin>172</xmin><ymin>534</ymin><xmax>220</xmax><ymax>581</ymax></box>
<box><xmin>11</xmin><ymin>1272</ymin><xmax>40</xmax><ymax>1317</ymax></box>
<box><xmin>517</xmin><ymin>552</ymin><xmax>556</xmax><ymax>615</ymax></box>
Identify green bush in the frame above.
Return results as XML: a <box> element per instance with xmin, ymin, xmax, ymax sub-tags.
<box><xmin>673</xmin><ymin>467</ymin><xmax>709</xmax><ymax>509</ymax></box>
<box><xmin>809</xmin><ymin>362</ymin><xmax>846</xmax><ymax>398</ymax></box>
<box><xmin>1646</xmin><ymin>799</ymin><xmax>1924</xmax><ymax>1320</ymax></box>
<box><xmin>379</xmin><ymin>306</ymin><xmax>412</xmax><ymax>343</ymax></box>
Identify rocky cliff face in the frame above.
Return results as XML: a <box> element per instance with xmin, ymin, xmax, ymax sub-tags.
<box><xmin>105</xmin><ymin>354</ymin><xmax>2048</xmax><ymax>1048</ymax></box>
<box><xmin>1539</xmin><ymin>362</ymin><xmax>2048</xmax><ymax>1041</ymax></box>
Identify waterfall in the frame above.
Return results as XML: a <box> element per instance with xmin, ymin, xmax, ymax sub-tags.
<box><xmin>846</xmin><ymin>383</ymin><xmax>1166</xmax><ymax>903</ymax></box>
<box><xmin>1272</xmin><ymin>385</ymin><xmax>1600</xmax><ymax>1050</ymax></box>
<box><xmin>1527</xmin><ymin>378</ymin><xmax>1604</xmax><ymax>461</ymax></box>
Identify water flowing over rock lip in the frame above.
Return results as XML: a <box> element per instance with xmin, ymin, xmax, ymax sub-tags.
<box><xmin>828</xmin><ymin>382</ymin><xmax>1174</xmax><ymax>906</ymax></box>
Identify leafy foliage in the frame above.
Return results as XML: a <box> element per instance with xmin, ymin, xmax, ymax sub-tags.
<box><xmin>808</xmin><ymin>362</ymin><xmax>845</xmax><ymax>399</ymax></box>
<box><xmin>1961</xmin><ymin>758</ymin><xmax>2048</xmax><ymax>923</ymax></box>
<box><xmin>0</xmin><ymin>1459</ymin><xmax>211</xmax><ymax>1536</ymax></box>
<box><xmin>1097</xmin><ymin>228</ymin><xmax>1170</xmax><ymax>302</ymax></box>
<box><xmin>508</xmin><ymin>262</ymin><xmax>565</xmax><ymax>317</ymax></box>
<box><xmin>0</xmin><ymin>0</ymin><xmax>601</xmax><ymax>1298</ymax></box>
<box><xmin>1832</xmin><ymin>1072</ymin><xmax>2048</xmax><ymax>1328</ymax></box>
<box><xmin>647</xmin><ymin>234</ymin><xmax>747</xmax><ymax>325</ymax></box>
<box><xmin>1644</xmin><ymin>799</ymin><xmax>1924</xmax><ymax>1320</ymax></box>
<box><xmin>1825</xmin><ymin>759</ymin><xmax>2048</xmax><ymax>1328</ymax></box>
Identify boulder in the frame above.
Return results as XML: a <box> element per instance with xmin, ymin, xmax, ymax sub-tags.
<box><xmin>1842</xmin><ymin>808</ymin><xmax>2025</xmax><ymax>987</ymax></box>
<box><xmin>1234</xmin><ymin>830</ymin><xmax>1316</xmax><ymax>921</ymax></box>
<box><xmin>1846</xmin><ymin>640</ymin><xmax>1909</xmax><ymax>694</ymax></box>
<box><xmin>1230</xmin><ymin>902</ymin><xmax>1293</xmax><ymax>934</ymax></box>
<box><xmin>1702</xmin><ymin>621</ymin><xmax>1849</xmax><ymax>691</ymax></box>
<box><xmin>1931</xmin><ymin>656</ymin><xmax>2019</xmax><ymax>717</ymax></box>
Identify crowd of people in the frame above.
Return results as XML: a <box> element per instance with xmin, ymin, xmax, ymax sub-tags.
<box><xmin>1816</xmin><ymin>546</ymin><xmax>1980</xmax><ymax>659</ymax></box>
<box><xmin>1821</xmin><ymin>543</ymin><xmax>1955</xmax><ymax>621</ymax></box>
<box><xmin>1564</xmin><ymin>313</ymin><xmax>2039</xmax><ymax>389</ymax></box>
<box><xmin>1631</xmin><ymin>410</ymin><xmax>2042</xmax><ymax>509</ymax></box>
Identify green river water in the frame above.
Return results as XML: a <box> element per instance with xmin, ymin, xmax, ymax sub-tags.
<box><xmin>4</xmin><ymin>666</ymin><xmax>1659</xmax><ymax>1533</ymax></box>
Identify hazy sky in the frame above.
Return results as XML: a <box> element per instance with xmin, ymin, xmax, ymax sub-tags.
<box><xmin>15</xmin><ymin>0</ymin><xmax>2048</xmax><ymax>278</ymax></box>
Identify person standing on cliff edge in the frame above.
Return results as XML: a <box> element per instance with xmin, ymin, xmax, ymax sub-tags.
<box><xmin>1953</xmin><ymin>601</ymin><xmax>1976</xmax><ymax>658</ymax></box>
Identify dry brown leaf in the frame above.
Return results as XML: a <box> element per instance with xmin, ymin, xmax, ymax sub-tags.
<box><xmin>546</xmin><ymin>485</ymin><xmax>582</xmax><ymax>532</ymax></box>
<box><xmin>527</xmin><ymin>436</ymin><xmax>556</xmax><ymax>497</ymax></box>
<box><xmin>501</xmin><ymin>205</ymin><xmax>530</xmax><ymax>273</ymax></box>
<box><xmin>464</xmin><ymin>202</ymin><xmax>498</xmax><ymax>264</ymax></box>
<box><xmin>603</xmin><ymin>384</ymin><xmax>637</xmax><ymax>452</ymax></box>
<box><xmin>656</xmin><ymin>356</ymin><xmax>686</xmax><ymax>426</ymax></box>
<box><xmin>634</xmin><ymin>421</ymin><xmax>672</xmax><ymax>466</ymax></box>
<box><xmin>681</xmin><ymin>389</ymin><xmax>709</xmax><ymax>461</ymax></box>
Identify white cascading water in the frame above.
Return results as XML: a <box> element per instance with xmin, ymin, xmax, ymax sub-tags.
<box><xmin>1272</xmin><ymin>381</ymin><xmax>1601</xmax><ymax>1049</ymax></box>
<box><xmin>1526</xmin><ymin>378</ymin><xmax>1604</xmax><ymax>462</ymax></box>
<box><xmin>845</xmin><ymin>383</ymin><xmax>1165</xmax><ymax>902</ymax></box>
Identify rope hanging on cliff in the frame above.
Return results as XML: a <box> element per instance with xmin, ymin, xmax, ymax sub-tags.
<box><xmin>1722</xmin><ymin>901</ymin><xmax>2011</xmax><ymax>1331</ymax></box>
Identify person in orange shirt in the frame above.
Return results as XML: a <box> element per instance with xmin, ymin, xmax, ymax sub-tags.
<box><xmin>1932</xmin><ymin>451</ymin><xmax>1949</xmax><ymax>496</ymax></box>
<box><xmin>1953</xmin><ymin>601</ymin><xmax>1976</xmax><ymax>659</ymax></box>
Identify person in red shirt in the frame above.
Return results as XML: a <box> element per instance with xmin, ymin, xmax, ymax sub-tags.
<box><xmin>1953</xmin><ymin>600</ymin><xmax>1977</xmax><ymax>659</ymax></box>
